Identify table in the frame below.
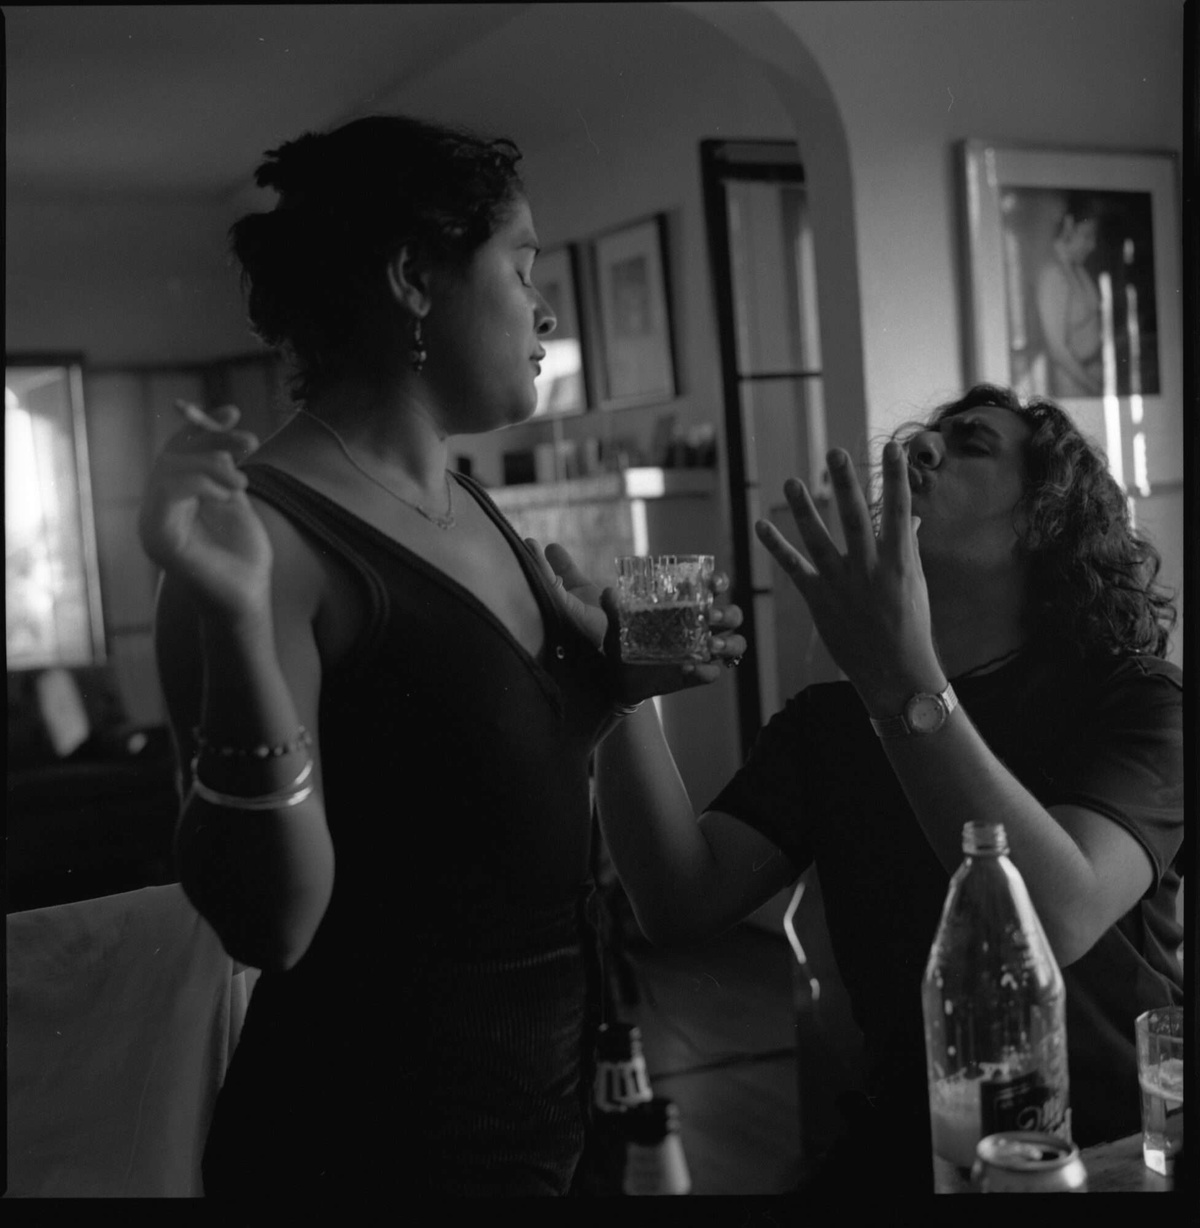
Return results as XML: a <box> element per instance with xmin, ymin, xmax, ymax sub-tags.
<box><xmin>934</xmin><ymin>1133</ymin><xmax>1174</xmax><ymax>1192</ymax></box>
<box><xmin>1079</xmin><ymin>1132</ymin><xmax>1173</xmax><ymax>1192</ymax></box>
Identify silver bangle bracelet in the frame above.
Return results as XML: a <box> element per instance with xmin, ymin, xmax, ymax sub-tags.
<box><xmin>189</xmin><ymin>757</ymin><xmax>315</xmax><ymax>812</ymax></box>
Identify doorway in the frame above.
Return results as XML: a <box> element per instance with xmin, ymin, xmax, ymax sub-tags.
<box><xmin>701</xmin><ymin>140</ymin><xmax>838</xmax><ymax>751</ymax></box>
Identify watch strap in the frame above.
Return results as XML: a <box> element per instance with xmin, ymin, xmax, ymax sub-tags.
<box><xmin>868</xmin><ymin>711</ymin><xmax>911</xmax><ymax>739</ymax></box>
<box><xmin>869</xmin><ymin>683</ymin><xmax>958</xmax><ymax>739</ymax></box>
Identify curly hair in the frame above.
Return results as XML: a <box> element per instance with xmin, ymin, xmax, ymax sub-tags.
<box><xmin>227</xmin><ymin>114</ymin><xmax>525</xmax><ymax>404</ymax></box>
<box><xmin>881</xmin><ymin>384</ymin><xmax>1176</xmax><ymax>660</ymax></box>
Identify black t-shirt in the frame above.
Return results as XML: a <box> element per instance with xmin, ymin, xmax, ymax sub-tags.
<box><xmin>708</xmin><ymin>647</ymin><xmax>1184</xmax><ymax>1159</ymax></box>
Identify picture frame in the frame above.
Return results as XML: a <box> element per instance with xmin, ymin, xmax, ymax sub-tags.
<box><xmin>591</xmin><ymin>214</ymin><xmax>678</xmax><ymax>410</ymax></box>
<box><xmin>531</xmin><ymin>245</ymin><xmax>588</xmax><ymax>418</ymax></box>
<box><xmin>959</xmin><ymin>141</ymin><xmax>1182</xmax><ymax>491</ymax></box>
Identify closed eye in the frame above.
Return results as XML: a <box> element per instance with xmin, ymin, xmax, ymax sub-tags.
<box><xmin>943</xmin><ymin>419</ymin><xmax>997</xmax><ymax>455</ymax></box>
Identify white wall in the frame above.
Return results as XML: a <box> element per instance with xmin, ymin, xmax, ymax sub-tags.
<box><xmin>6</xmin><ymin>196</ymin><xmax>255</xmax><ymax>365</ymax></box>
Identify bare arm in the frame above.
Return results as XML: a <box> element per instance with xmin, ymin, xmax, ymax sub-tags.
<box><xmin>594</xmin><ymin>702</ymin><xmax>798</xmax><ymax>947</ymax></box>
<box><xmin>142</xmin><ymin>403</ymin><xmax>333</xmax><ymax>971</ymax></box>
<box><xmin>874</xmin><ymin>693</ymin><xmax>1152</xmax><ymax>965</ymax></box>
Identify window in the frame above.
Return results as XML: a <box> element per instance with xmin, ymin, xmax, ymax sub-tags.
<box><xmin>6</xmin><ymin>360</ymin><xmax>106</xmax><ymax>669</ymax></box>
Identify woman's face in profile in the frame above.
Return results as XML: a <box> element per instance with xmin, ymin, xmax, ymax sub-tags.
<box><xmin>422</xmin><ymin>195</ymin><xmax>557</xmax><ymax>434</ymax></box>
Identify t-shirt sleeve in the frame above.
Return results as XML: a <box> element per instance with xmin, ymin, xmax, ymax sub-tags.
<box><xmin>1043</xmin><ymin>658</ymin><xmax>1184</xmax><ymax>895</ymax></box>
<box><xmin>705</xmin><ymin>691</ymin><xmax>817</xmax><ymax>875</ymax></box>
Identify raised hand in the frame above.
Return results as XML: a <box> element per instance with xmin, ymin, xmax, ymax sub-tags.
<box><xmin>753</xmin><ymin>442</ymin><xmax>942</xmax><ymax>714</ymax></box>
<box><xmin>524</xmin><ymin>539</ymin><xmax>747</xmax><ymax>705</ymax></box>
<box><xmin>138</xmin><ymin>401</ymin><xmax>269</xmax><ymax>619</ymax></box>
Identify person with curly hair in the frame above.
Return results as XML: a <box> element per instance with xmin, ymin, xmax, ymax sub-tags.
<box><xmin>137</xmin><ymin>114</ymin><xmax>746</xmax><ymax>1197</ymax></box>
<box><xmin>593</xmin><ymin>382</ymin><xmax>1182</xmax><ymax>1192</ymax></box>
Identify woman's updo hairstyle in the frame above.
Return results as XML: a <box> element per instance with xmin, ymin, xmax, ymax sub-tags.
<box><xmin>228</xmin><ymin>114</ymin><xmax>524</xmax><ymax>403</ymax></box>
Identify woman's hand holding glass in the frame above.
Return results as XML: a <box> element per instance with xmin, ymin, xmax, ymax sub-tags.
<box><xmin>525</xmin><ymin>539</ymin><xmax>746</xmax><ymax>706</ymax></box>
<box><xmin>137</xmin><ymin>400</ymin><xmax>268</xmax><ymax>621</ymax></box>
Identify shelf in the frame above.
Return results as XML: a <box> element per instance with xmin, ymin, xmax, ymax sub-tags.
<box><xmin>487</xmin><ymin>467</ymin><xmax>717</xmax><ymax>511</ymax></box>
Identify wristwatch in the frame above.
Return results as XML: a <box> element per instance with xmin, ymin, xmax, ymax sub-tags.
<box><xmin>869</xmin><ymin>683</ymin><xmax>958</xmax><ymax>739</ymax></box>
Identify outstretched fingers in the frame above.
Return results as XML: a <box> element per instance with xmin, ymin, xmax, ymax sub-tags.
<box><xmin>781</xmin><ymin>476</ymin><xmax>847</xmax><ymax>577</ymax></box>
<box><xmin>826</xmin><ymin>449</ymin><xmax>877</xmax><ymax>569</ymax></box>
<box><xmin>877</xmin><ymin>440</ymin><xmax>915</xmax><ymax>559</ymax></box>
<box><xmin>754</xmin><ymin>515</ymin><xmax>819</xmax><ymax>587</ymax></box>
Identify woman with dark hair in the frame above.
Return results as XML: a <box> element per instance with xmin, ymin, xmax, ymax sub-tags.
<box><xmin>138</xmin><ymin>114</ymin><xmax>745</xmax><ymax>1197</ymax></box>
<box><xmin>592</xmin><ymin>383</ymin><xmax>1182</xmax><ymax>1192</ymax></box>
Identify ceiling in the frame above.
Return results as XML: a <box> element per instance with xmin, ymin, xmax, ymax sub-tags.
<box><xmin>5</xmin><ymin>4</ymin><xmax>532</xmax><ymax>199</ymax></box>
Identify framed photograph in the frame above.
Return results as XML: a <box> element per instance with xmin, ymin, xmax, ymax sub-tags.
<box><xmin>592</xmin><ymin>215</ymin><xmax>677</xmax><ymax>410</ymax></box>
<box><xmin>960</xmin><ymin>142</ymin><xmax>1182</xmax><ymax>490</ymax></box>
<box><xmin>532</xmin><ymin>245</ymin><xmax>587</xmax><ymax>418</ymax></box>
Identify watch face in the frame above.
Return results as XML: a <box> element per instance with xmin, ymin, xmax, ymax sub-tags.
<box><xmin>906</xmin><ymin>693</ymin><xmax>946</xmax><ymax>733</ymax></box>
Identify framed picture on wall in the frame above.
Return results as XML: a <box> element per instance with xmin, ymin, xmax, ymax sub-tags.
<box><xmin>591</xmin><ymin>215</ymin><xmax>678</xmax><ymax>410</ymax></box>
<box><xmin>959</xmin><ymin>141</ymin><xmax>1182</xmax><ymax>492</ymax></box>
<box><xmin>531</xmin><ymin>245</ymin><xmax>588</xmax><ymax>418</ymax></box>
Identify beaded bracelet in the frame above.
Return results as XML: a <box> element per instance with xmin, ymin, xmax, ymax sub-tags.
<box><xmin>192</xmin><ymin>725</ymin><xmax>313</xmax><ymax>760</ymax></box>
<box><xmin>189</xmin><ymin>757</ymin><xmax>315</xmax><ymax>812</ymax></box>
<box><xmin>611</xmin><ymin>700</ymin><xmax>645</xmax><ymax>718</ymax></box>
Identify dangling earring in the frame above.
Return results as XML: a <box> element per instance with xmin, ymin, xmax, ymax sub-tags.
<box><xmin>410</xmin><ymin>318</ymin><xmax>427</xmax><ymax>374</ymax></box>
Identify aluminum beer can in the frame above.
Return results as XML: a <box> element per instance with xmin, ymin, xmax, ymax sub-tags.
<box><xmin>972</xmin><ymin>1132</ymin><xmax>1088</xmax><ymax>1192</ymax></box>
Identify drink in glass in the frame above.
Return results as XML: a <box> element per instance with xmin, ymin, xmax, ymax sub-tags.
<box><xmin>615</xmin><ymin>555</ymin><xmax>715</xmax><ymax>664</ymax></box>
<box><xmin>1136</xmin><ymin>1006</ymin><xmax>1183</xmax><ymax>1176</ymax></box>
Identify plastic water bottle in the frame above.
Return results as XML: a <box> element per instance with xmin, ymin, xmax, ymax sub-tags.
<box><xmin>921</xmin><ymin>821</ymin><xmax>1071</xmax><ymax>1192</ymax></box>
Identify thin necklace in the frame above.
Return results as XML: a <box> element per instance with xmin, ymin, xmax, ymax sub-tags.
<box><xmin>954</xmin><ymin>645</ymin><xmax>1025</xmax><ymax>680</ymax></box>
<box><xmin>295</xmin><ymin>408</ymin><xmax>456</xmax><ymax>530</ymax></box>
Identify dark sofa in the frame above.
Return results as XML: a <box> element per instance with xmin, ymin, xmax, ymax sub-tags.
<box><xmin>7</xmin><ymin>668</ymin><xmax>180</xmax><ymax>913</ymax></box>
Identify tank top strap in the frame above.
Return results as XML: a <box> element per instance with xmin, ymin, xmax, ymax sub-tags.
<box><xmin>240</xmin><ymin>461</ymin><xmax>390</xmax><ymax>670</ymax></box>
<box><xmin>451</xmin><ymin>469</ymin><xmax>566</xmax><ymax>637</ymax></box>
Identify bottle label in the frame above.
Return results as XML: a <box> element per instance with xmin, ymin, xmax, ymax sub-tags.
<box><xmin>980</xmin><ymin>1071</ymin><xmax>1070</xmax><ymax>1140</ymax></box>
<box><xmin>593</xmin><ymin>1056</ymin><xmax>652</xmax><ymax>1111</ymax></box>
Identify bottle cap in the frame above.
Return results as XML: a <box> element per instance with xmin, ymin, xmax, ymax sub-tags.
<box><xmin>962</xmin><ymin>821</ymin><xmax>1009</xmax><ymax>855</ymax></box>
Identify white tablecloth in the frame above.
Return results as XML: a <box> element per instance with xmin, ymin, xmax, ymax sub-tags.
<box><xmin>6</xmin><ymin>884</ymin><xmax>257</xmax><ymax>1197</ymax></box>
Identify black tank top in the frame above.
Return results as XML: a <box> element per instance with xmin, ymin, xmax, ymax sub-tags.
<box><xmin>201</xmin><ymin>463</ymin><xmax>609</xmax><ymax>1196</ymax></box>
